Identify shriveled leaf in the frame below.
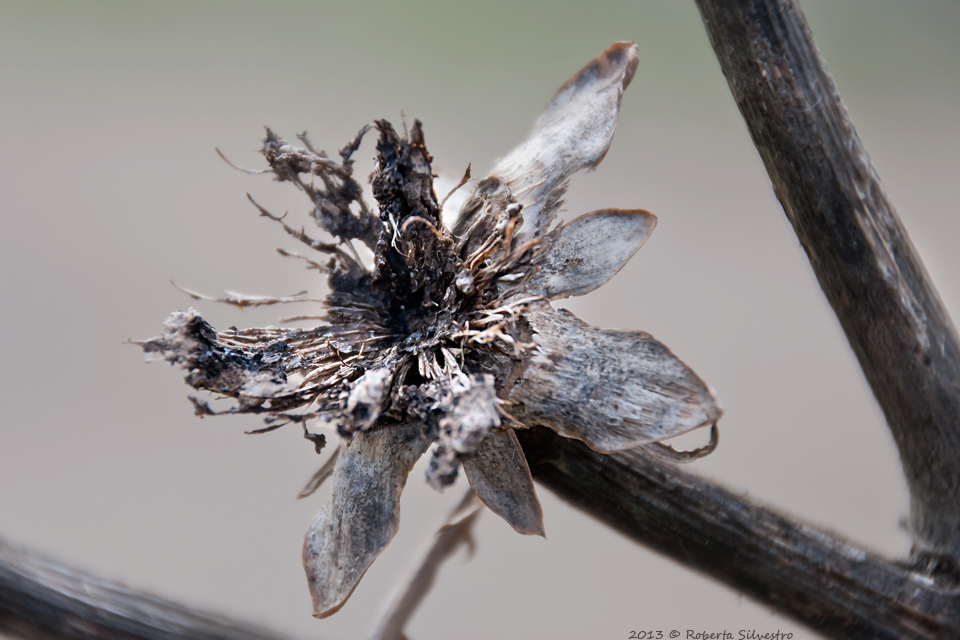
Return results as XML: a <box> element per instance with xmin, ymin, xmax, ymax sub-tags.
<box><xmin>302</xmin><ymin>423</ymin><xmax>429</xmax><ymax>618</ymax></box>
<box><xmin>489</xmin><ymin>42</ymin><xmax>639</xmax><ymax>242</ymax></box>
<box><xmin>462</xmin><ymin>429</ymin><xmax>545</xmax><ymax>537</ymax></box>
<box><xmin>527</xmin><ymin>208</ymin><xmax>656</xmax><ymax>300</ymax></box>
<box><xmin>509</xmin><ymin>308</ymin><xmax>722</xmax><ymax>453</ymax></box>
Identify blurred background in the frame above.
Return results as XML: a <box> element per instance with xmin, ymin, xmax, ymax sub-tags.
<box><xmin>1</xmin><ymin>1</ymin><xmax>958</xmax><ymax>639</ymax></box>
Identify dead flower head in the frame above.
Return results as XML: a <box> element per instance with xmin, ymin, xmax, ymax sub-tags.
<box><xmin>137</xmin><ymin>42</ymin><xmax>722</xmax><ymax>618</ymax></box>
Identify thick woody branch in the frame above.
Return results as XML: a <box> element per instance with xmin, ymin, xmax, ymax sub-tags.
<box><xmin>517</xmin><ymin>427</ymin><xmax>960</xmax><ymax>640</ymax></box>
<box><xmin>0</xmin><ymin>536</ymin><xmax>300</xmax><ymax>640</ymax></box>
<box><xmin>694</xmin><ymin>0</ymin><xmax>960</xmax><ymax>557</ymax></box>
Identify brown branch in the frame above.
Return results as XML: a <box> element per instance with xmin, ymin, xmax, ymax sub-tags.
<box><xmin>517</xmin><ymin>427</ymin><xmax>960</xmax><ymax>640</ymax></box>
<box><xmin>694</xmin><ymin>0</ymin><xmax>960</xmax><ymax>558</ymax></box>
<box><xmin>0</xmin><ymin>535</ymin><xmax>302</xmax><ymax>640</ymax></box>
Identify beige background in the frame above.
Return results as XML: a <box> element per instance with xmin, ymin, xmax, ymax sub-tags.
<box><xmin>2</xmin><ymin>2</ymin><xmax>958</xmax><ymax>639</ymax></box>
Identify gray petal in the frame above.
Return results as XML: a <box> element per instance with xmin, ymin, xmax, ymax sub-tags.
<box><xmin>527</xmin><ymin>209</ymin><xmax>656</xmax><ymax>300</ymax></box>
<box><xmin>302</xmin><ymin>423</ymin><xmax>429</xmax><ymax>618</ymax></box>
<box><xmin>489</xmin><ymin>42</ymin><xmax>639</xmax><ymax>243</ymax></box>
<box><xmin>462</xmin><ymin>429</ymin><xmax>545</xmax><ymax>537</ymax></box>
<box><xmin>509</xmin><ymin>308</ymin><xmax>722</xmax><ymax>453</ymax></box>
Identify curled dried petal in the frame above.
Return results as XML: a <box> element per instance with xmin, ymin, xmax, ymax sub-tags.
<box><xmin>345</xmin><ymin>367</ymin><xmax>393</xmax><ymax>431</ymax></box>
<box><xmin>425</xmin><ymin>374</ymin><xmax>502</xmax><ymax>489</ymax></box>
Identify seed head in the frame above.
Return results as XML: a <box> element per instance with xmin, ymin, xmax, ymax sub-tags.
<box><xmin>137</xmin><ymin>42</ymin><xmax>721</xmax><ymax>618</ymax></box>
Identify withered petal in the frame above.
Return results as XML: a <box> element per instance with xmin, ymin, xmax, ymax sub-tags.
<box><xmin>302</xmin><ymin>422</ymin><xmax>429</xmax><ymax>618</ymax></box>
<box><xmin>527</xmin><ymin>208</ymin><xmax>656</xmax><ymax>300</ymax></box>
<box><xmin>509</xmin><ymin>308</ymin><xmax>722</xmax><ymax>453</ymax></box>
<box><xmin>462</xmin><ymin>429</ymin><xmax>545</xmax><ymax>537</ymax></box>
<box><xmin>490</xmin><ymin>42</ymin><xmax>639</xmax><ymax>243</ymax></box>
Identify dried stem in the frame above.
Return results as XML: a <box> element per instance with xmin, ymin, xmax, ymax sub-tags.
<box><xmin>0</xmin><ymin>535</ymin><xmax>303</xmax><ymax>640</ymax></box>
<box><xmin>695</xmin><ymin>0</ymin><xmax>960</xmax><ymax>558</ymax></box>
<box><xmin>517</xmin><ymin>427</ymin><xmax>960</xmax><ymax>640</ymax></box>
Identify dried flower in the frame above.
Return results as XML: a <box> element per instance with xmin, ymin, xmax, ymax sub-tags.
<box><xmin>137</xmin><ymin>41</ymin><xmax>721</xmax><ymax>618</ymax></box>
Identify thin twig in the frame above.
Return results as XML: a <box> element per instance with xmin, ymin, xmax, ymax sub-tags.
<box><xmin>368</xmin><ymin>490</ymin><xmax>483</xmax><ymax>640</ymax></box>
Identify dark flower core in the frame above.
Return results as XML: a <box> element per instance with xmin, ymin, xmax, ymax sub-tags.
<box><xmin>143</xmin><ymin>119</ymin><xmax>541</xmax><ymax>488</ymax></box>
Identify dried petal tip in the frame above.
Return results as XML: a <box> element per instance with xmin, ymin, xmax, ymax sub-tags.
<box><xmin>492</xmin><ymin>41</ymin><xmax>640</xmax><ymax>243</ymax></box>
<box><xmin>303</xmin><ymin>424</ymin><xmax>428</xmax><ymax>618</ymax></box>
<box><xmin>510</xmin><ymin>308</ymin><xmax>722</xmax><ymax>453</ymax></box>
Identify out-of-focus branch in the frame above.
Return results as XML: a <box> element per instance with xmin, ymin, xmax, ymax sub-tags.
<box><xmin>695</xmin><ymin>0</ymin><xmax>960</xmax><ymax>558</ymax></box>
<box><xmin>369</xmin><ymin>490</ymin><xmax>482</xmax><ymax>640</ymax></box>
<box><xmin>517</xmin><ymin>427</ymin><xmax>960</xmax><ymax>640</ymax></box>
<box><xmin>0</xmin><ymin>535</ymin><xmax>300</xmax><ymax>640</ymax></box>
